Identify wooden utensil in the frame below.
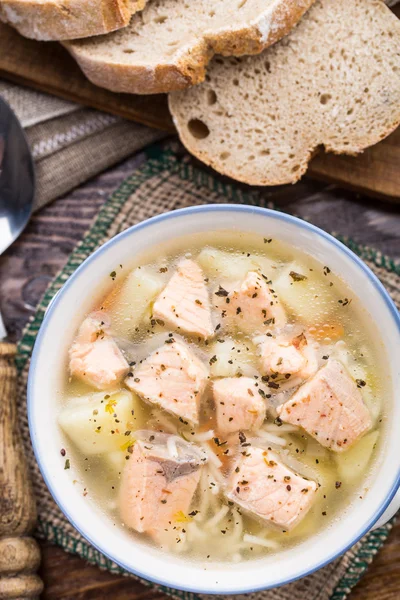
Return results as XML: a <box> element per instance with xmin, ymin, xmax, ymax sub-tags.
<box><xmin>0</xmin><ymin>98</ymin><xmax>43</xmax><ymax>599</ymax></box>
<box><xmin>0</xmin><ymin>345</ymin><xmax>43</xmax><ymax>600</ymax></box>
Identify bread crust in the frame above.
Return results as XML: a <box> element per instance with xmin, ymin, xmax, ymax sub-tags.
<box><xmin>169</xmin><ymin>0</ymin><xmax>400</xmax><ymax>186</ymax></box>
<box><xmin>65</xmin><ymin>0</ymin><xmax>315</xmax><ymax>95</ymax></box>
<box><xmin>0</xmin><ymin>0</ymin><xmax>147</xmax><ymax>40</ymax></box>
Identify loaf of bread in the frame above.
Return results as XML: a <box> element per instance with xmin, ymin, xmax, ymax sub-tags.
<box><xmin>0</xmin><ymin>0</ymin><xmax>147</xmax><ymax>40</ymax></box>
<box><xmin>169</xmin><ymin>0</ymin><xmax>400</xmax><ymax>186</ymax></box>
<box><xmin>65</xmin><ymin>0</ymin><xmax>315</xmax><ymax>94</ymax></box>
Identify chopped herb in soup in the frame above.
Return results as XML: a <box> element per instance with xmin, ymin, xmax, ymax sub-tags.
<box><xmin>58</xmin><ymin>231</ymin><xmax>388</xmax><ymax>562</ymax></box>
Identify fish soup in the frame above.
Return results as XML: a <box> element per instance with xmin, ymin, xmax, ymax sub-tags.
<box><xmin>58</xmin><ymin>231</ymin><xmax>388</xmax><ymax>562</ymax></box>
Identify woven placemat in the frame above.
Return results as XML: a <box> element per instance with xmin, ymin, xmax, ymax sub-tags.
<box><xmin>17</xmin><ymin>147</ymin><xmax>400</xmax><ymax>600</ymax></box>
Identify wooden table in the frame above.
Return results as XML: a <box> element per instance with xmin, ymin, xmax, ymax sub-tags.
<box><xmin>0</xmin><ymin>150</ymin><xmax>399</xmax><ymax>599</ymax></box>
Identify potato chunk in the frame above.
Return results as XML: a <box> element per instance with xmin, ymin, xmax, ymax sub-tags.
<box><xmin>59</xmin><ymin>390</ymin><xmax>145</xmax><ymax>455</ymax></box>
<box><xmin>335</xmin><ymin>430</ymin><xmax>379</xmax><ymax>483</ymax></box>
<box><xmin>273</xmin><ymin>262</ymin><xmax>336</xmax><ymax>325</ymax></box>
<box><xmin>208</xmin><ymin>337</ymin><xmax>257</xmax><ymax>378</ymax></box>
<box><xmin>109</xmin><ymin>267</ymin><xmax>166</xmax><ymax>336</ymax></box>
<box><xmin>198</xmin><ymin>247</ymin><xmax>276</xmax><ymax>282</ymax></box>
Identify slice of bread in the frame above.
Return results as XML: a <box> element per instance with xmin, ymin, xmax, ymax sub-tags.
<box><xmin>169</xmin><ymin>0</ymin><xmax>400</xmax><ymax>186</ymax></box>
<box><xmin>65</xmin><ymin>0</ymin><xmax>315</xmax><ymax>95</ymax></box>
<box><xmin>0</xmin><ymin>0</ymin><xmax>147</xmax><ymax>40</ymax></box>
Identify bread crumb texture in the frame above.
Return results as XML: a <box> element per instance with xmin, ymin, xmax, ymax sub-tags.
<box><xmin>65</xmin><ymin>0</ymin><xmax>314</xmax><ymax>93</ymax></box>
<box><xmin>169</xmin><ymin>0</ymin><xmax>400</xmax><ymax>186</ymax></box>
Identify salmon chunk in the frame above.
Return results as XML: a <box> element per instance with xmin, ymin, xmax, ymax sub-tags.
<box><xmin>153</xmin><ymin>259</ymin><xmax>214</xmax><ymax>339</ymax></box>
<box><xmin>125</xmin><ymin>340</ymin><xmax>209</xmax><ymax>425</ymax></box>
<box><xmin>226</xmin><ymin>447</ymin><xmax>317</xmax><ymax>530</ymax></box>
<box><xmin>119</xmin><ymin>431</ymin><xmax>205</xmax><ymax>540</ymax></box>
<box><xmin>69</xmin><ymin>311</ymin><xmax>129</xmax><ymax>389</ymax></box>
<box><xmin>277</xmin><ymin>359</ymin><xmax>372</xmax><ymax>452</ymax></box>
<box><xmin>213</xmin><ymin>377</ymin><xmax>267</xmax><ymax>435</ymax></box>
<box><xmin>258</xmin><ymin>333</ymin><xmax>318</xmax><ymax>379</ymax></box>
<box><xmin>220</xmin><ymin>271</ymin><xmax>286</xmax><ymax>334</ymax></box>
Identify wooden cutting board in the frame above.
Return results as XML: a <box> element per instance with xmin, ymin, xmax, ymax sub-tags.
<box><xmin>0</xmin><ymin>21</ymin><xmax>399</xmax><ymax>200</ymax></box>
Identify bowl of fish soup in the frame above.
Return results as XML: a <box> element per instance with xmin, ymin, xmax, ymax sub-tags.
<box><xmin>28</xmin><ymin>205</ymin><xmax>400</xmax><ymax>594</ymax></box>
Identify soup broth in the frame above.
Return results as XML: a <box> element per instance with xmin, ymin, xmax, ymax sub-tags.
<box><xmin>58</xmin><ymin>231</ymin><xmax>388</xmax><ymax>563</ymax></box>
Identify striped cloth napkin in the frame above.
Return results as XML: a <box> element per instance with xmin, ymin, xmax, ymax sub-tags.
<box><xmin>0</xmin><ymin>80</ymin><xmax>166</xmax><ymax>211</ymax></box>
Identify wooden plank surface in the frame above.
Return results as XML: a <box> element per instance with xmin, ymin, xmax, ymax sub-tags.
<box><xmin>310</xmin><ymin>127</ymin><xmax>400</xmax><ymax>201</ymax></box>
<box><xmin>37</xmin><ymin>530</ymin><xmax>400</xmax><ymax>600</ymax></box>
<box><xmin>0</xmin><ymin>19</ymin><xmax>399</xmax><ymax>201</ymax></box>
<box><xmin>0</xmin><ymin>24</ymin><xmax>173</xmax><ymax>132</ymax></box>
<box><xmin>0</xmin><ymin>150</ymin><xmax>399</xmax><ymax>600</ymax></box>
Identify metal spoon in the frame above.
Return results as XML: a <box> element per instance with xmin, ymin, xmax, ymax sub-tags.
<box><xmin>0</xmin><ymin>96</ymin><xmax>43</xmax><ymax>598</ymax></box>
<box><xmin>0</xmin><ymin>96</ymin><xmax>35</xmax><ymax>335</ymax></box>
<box><xmin>0</xmin><ymin>97</ymin><xmax>35</xmax><ymax>253</ymax></box>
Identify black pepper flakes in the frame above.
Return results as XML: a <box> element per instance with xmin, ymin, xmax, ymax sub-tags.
<box><xmin>289</xmin><ymin>271</ymin><xmax>307</xmax><ymax>282</ymax></box>
<box><xmin>215</xmin><ymin>286</ymin><xmax>229</xmax><ymax>297</ymax></box>
<box><xmin>268</xmin><ymin>381</ymin><xmax>280</xmax><ymax>390</ymax></box>
<box><xmin>238</xmin><ymin>431</ymin><xmax>246</xmax><ymax>444</ymax></box>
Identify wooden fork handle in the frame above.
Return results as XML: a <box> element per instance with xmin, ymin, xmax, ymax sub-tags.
<box><xmin>0</xmin><ymin>342</ymin><xmax>43</xmax><ymax>599</ymax></box>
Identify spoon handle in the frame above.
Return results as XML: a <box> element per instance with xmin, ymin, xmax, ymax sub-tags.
<box><xmin>0</xmin><ymin>342</ymin><xmax>43</xmax><ymax>599</ymax></box>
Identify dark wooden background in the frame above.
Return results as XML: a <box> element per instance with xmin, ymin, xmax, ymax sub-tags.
<box><xmin>0</xmin><ymin>149</ymin><xmax>399</xmax><ymax>599</ymax></box>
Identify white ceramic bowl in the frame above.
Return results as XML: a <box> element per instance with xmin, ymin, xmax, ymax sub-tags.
<box><xmin>28</xmin><ymin>205</ymin><xmax>400</xmax><ymax>595</ymax></box>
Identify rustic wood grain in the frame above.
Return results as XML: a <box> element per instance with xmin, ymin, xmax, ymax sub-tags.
<box><xmin>0</xmin><ymin>24</ymin><xmax>173</xmax><ymax>132</ymax></box>
<box><xmin>39</xmin><ymin>542</ymin><xmax>166</xmax><ymax>600</ymax></box>
<box><xmin>309</xmin><ymin>127</ymin><xmax>400</xmax><ymax>201</ymax></box>
<box><xmin>0</xmin><ymin>153</ymin><xmax>399</xmax><ymax>599</ymax></box>
<box><xmin>36</xmin><ymin>522</ymin><xmax>400</xmax><ymax>600</ymax></box>
<box><xmin>0</xmin><ymin>14</ymin><xmax>400</xmax><ymax>201</ymax></box>
<box><xmin>0</xmin><ymin>343</ymin><xmax>43</xmax><ymax>599</ymax></box>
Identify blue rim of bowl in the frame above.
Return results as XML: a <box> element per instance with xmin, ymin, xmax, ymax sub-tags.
<box><xmin>28</xmin><ymin>204</ymin><xmax>400</xmax><ymax>595</ymax></box>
